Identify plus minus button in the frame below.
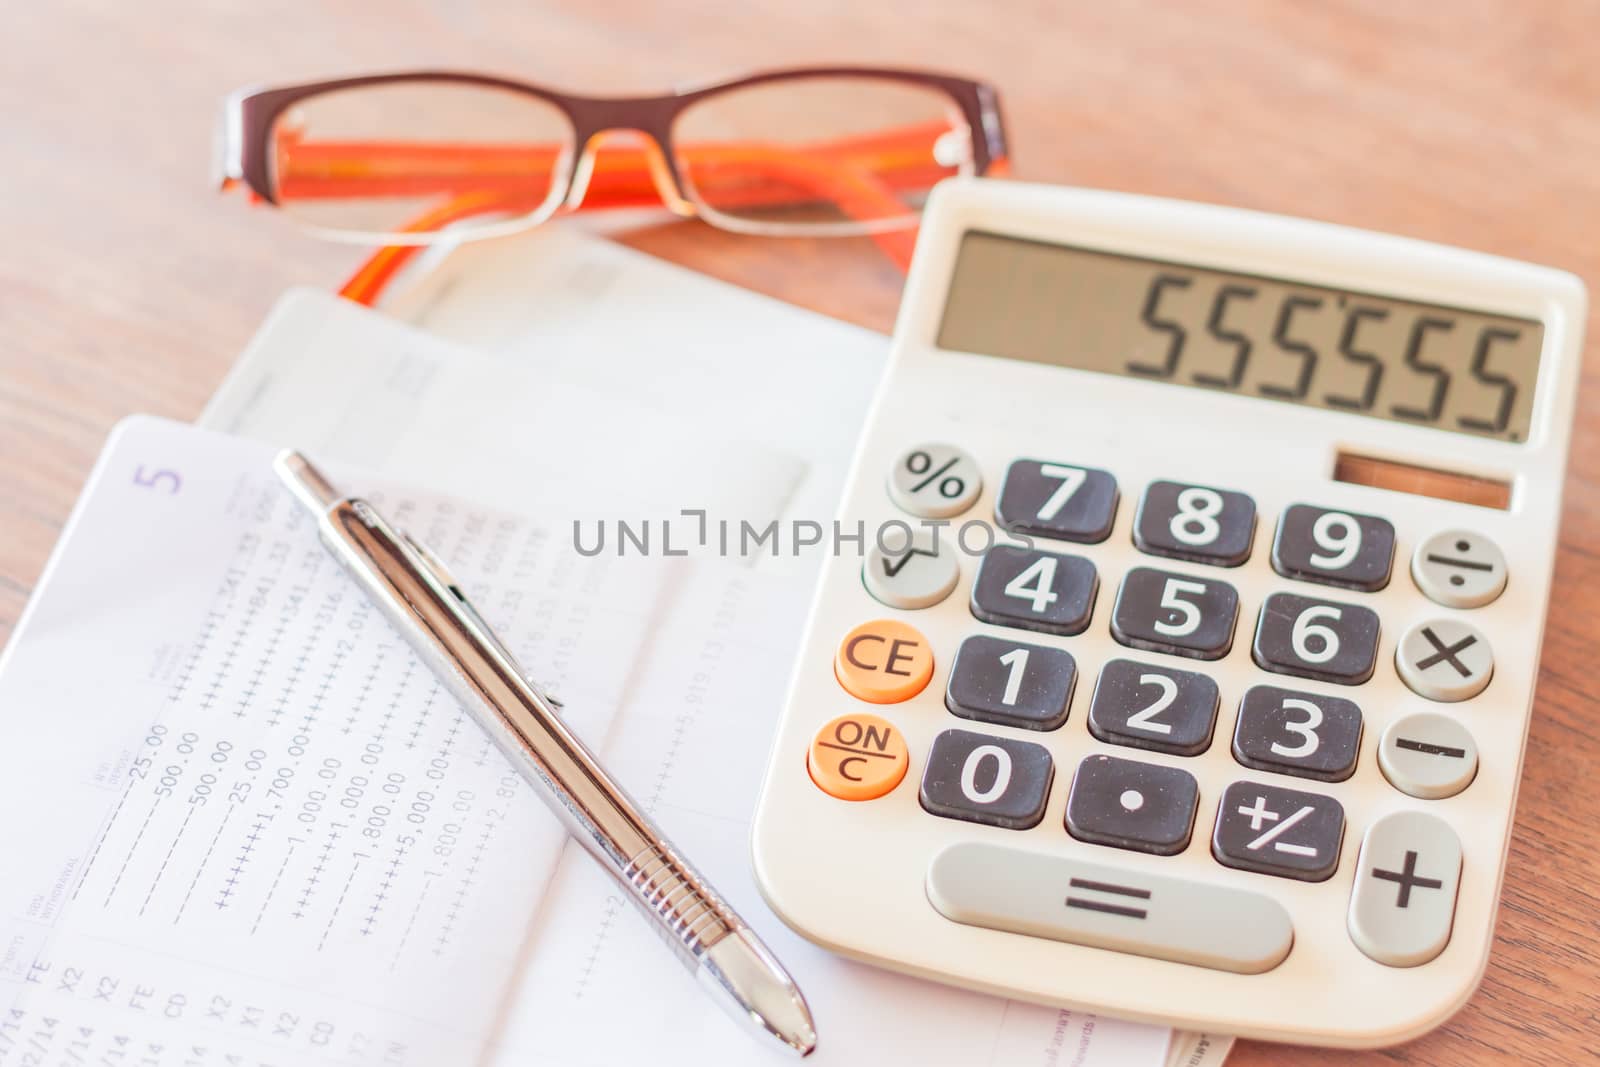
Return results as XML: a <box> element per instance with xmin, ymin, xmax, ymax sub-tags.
<box><xmin>1370</xmin><ymin>849</ymin><xmax>1444</xmax><ymax>908</ymax></box>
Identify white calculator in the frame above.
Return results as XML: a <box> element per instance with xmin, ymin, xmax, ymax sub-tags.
<box><xmin>751</xmin><ymin>178</ymin><xmax>1586</xmax><ymax>1046</ymax></box>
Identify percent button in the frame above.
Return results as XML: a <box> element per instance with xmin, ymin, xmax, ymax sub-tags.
<box><xmin>888</xmin><ymin>443</ymin><xmax>982</xmax><ymax>519</ymax></box>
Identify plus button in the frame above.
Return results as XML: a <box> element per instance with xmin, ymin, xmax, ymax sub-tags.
<box><xmin>1370</xmin><ymin>849</ymin><xmax>1444</xmax><ymax>908</ymax></box>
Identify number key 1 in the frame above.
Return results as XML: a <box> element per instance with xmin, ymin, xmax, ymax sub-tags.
<box><xmin>1271</xmin><ymin>504</ymin><xmax>1395</xmax><ymax>591</ymax></box>
<box><xmin>945</xmin><ymin>635</ymin><xmax>1077</xmax><ymax>731</ymax></box>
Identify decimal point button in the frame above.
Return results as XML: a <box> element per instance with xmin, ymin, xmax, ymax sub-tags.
<box><xmin>808</xmin><ymin>713</ymin><xmax>909</xmax><ymax>801</ymax></box>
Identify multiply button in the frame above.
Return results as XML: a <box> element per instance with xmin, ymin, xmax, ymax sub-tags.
<box><xmin>1412</xmin><ymin>530</ymin><xmax>1507</xmax><ymax>609</ymax></box>
<box><xmin>807</xmin><ymin>713</ymin><xmax>909</xmax><ymax>801</ymax></box>
<box><xmin>1395</xmin><ymin>619</ymin><xmax>1493</xmax><ymax>702</ymax></box>
<box><xmin>834</xmin><ymin>620</ymin><xmax>934</xmax><ymax>704</ymax></box>
<box><xmin>1348</xmin><ymin>810</ymin><xmax>1462</xmax><ymax>967</ymax></box>
<box><xmin>926</xmin><ymin>842</ymin><xmax>1294</xmax><ymax>974</ymax></box>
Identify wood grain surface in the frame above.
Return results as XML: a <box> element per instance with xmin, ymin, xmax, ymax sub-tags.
<box><xmin>3</xmin><ymin>2</ymin><xmax>1597</xmax><ymax>1063</ymax></box>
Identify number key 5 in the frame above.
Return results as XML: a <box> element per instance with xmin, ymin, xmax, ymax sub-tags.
<box><xmin>1111</xmin><ymin>567</ymin><xmax>1239</xmax><ymax>660</ymax></box>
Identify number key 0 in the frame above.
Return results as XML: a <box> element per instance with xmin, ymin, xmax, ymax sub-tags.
<box><xmin>1271</xmin><ymin>504</ymin><xmax>1395</xmax><ymax>591</ymax></box>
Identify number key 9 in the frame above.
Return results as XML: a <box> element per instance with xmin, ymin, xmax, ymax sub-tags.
<box><xmin>1272</xmin><ymin>504</ymin><xmax>1395</xmax><ymax>592</ymax></box>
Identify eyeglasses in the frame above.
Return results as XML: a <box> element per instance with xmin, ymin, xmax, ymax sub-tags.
<box><xmin>215</xmin><ymin>67</ymin><xmax>1009</xmax><ymax>266</ymax></box>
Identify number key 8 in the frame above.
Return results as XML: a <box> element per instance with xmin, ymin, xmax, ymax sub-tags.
<box><xmin>1134</xmin><ymin>480</ymin><xmax>1257</xmax><ymax>567</ymax></box>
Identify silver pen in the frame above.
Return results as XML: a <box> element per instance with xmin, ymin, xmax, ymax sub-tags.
<box><xmin>274</xmin><ymin>451</ymin><xmax>817</xmax><ymax>1057</ymax></box>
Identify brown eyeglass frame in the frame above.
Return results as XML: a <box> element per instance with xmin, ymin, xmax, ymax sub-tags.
<box><xmin>215</xmin><ymin>66</ymin><xmax>1009</xmax><ymax>227</ymax></box>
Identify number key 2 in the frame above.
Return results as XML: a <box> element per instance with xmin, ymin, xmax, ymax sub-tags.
<box><xmin>1111</xmin><ymin>566</ymin><xmax>1239</xmax><ymax>660</ymax></box>
<box><xmin>1232</xmin><ymin>684</ymin><xmax>1363</xmax><ymax>782</ymax></box>
<box><xmin>1252</xmin><ymin>591</ymin><xmax>1380</xmax><ymax>685</ymax></box>
<box><xmin>1087</xmin><ymin>659</ymin><xmax>1219</xmax><ymax>756</ymax></box>
<box><xmin>1134</xmin><ymin>480</ymin><xmax>1256</xmax><ymax>567</ymax></box>
<box><xmin>1271</xmin><ymin>504</ymin><xmax>1395</xmax><ymax>591</ymax></box>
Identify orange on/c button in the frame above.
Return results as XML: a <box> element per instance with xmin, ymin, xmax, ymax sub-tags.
<box><xmin>834</xmin><ymin>619</ymin><xmax>934</xmax><ymax>703</ymax></box>
<box><xmin>807</xmin><ymin>713</ymin><xmax>909</xmax><ymax>801</ymax></box>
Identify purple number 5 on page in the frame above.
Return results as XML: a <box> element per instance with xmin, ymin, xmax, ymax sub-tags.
<box><xmin>132</xmin><ymin>464</ymin><xmax>181</xmax><ymax>494</ymax></box>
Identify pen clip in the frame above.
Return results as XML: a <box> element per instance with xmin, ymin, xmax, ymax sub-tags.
<box><xmin>400</xmin><ymin>532</ymin><xmax>564</xmax><ymax>711</ymax></box>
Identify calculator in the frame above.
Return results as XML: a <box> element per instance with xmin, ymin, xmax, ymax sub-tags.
<box><xmin>750</xmin><ymin>178</ymin><xmax>1586</xmax><ymax>1046</ymax></box>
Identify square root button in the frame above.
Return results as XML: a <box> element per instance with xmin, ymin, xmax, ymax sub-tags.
<box><xmin>926</xmin><ymin>842</ymin><xmax>1293</xmax><ymax>974</ymax></box>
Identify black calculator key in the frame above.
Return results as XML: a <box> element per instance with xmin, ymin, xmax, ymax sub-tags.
<box><xmin>994</xmin><ymin>459</ymin><xmax>1119</xmax><ymax>544</ymax></box>
<box><xmin>1252</xmin><ymin>592</ymin><xmax>1380</xmax><ymax>685</ymax></box>
<box><xmin>1133</xmin><ymin>481</ymin><xmax>1256</xmax><ymax>567</ymax></box>
<box><xmin>1271</xmin><ymin>505</ymin><xmax>1395</xmax><ymax>591</ymax></box>
<box><xmin>920</xmin><ymin>729</ymin><xmax>1054</xmax><ymax>830</ymax></box>
<box><xmin>970</xmin><ymin>545</ymin><xmax>1098</xmax><ymax>636</ymax></box>
<box><xmin>945</xmin><ymin>635</ymin><xmax>1076</xmax><ymax>731</ymax></box>
<box><xmin>1110</xmin><ymin>566</ymin><xmax>1238</xmax><ymax>660</ymax></box>
<box><xmin>1064</xmin><ymin>754</ymin><xmax>1198</xmax><ymax>856</ymax></box>
<box><xmin>1087</xmin><ymin>659</ymin><xmax>1219</xmax><ymax>756</ymax></box>
<box><xmin>1232</xmin><ymin>685</ymin><xmax>1363</xmax><ymax>782</ymax></box>
<box><xmin>1212</xmin><ymin>780</ymin><xmax>1345</xmax><ymax>882</ymax></box>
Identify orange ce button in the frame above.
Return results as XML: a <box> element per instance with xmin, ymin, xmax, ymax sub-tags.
<box><xmin>807</xmin><ymin>713</ymin><xmax>909</xmax><ymax>801</ymax></box>
<box><xmin>834</xmin><ymin>619</ymin><xmax>933</xmax><ymax>704</ymax></box>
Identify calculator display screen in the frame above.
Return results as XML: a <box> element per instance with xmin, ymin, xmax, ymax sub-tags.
<box><xmin>937</xmin><ymin>231</ymin><xmax>1543</xmax><ymax>442</ymax></box>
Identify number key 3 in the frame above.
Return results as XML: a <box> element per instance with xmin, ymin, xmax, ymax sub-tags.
<box><xmin>1232</xmin><ymin>684</ymin><xmax>1363</xmax><ymax>781</ymax></box>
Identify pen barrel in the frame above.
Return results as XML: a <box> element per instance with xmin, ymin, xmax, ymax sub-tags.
<box><xmin>320</xmin><ymin>500</ymin><xmax>740</xmax><ymax>969</ymax></box>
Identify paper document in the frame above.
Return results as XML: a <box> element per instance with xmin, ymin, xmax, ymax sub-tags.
<box><xmin>0</xmin><ymin>418</ymin><xmax>1227</xmax><ymax>1066</ymax></box>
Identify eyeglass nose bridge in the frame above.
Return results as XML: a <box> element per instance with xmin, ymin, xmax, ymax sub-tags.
<box><xmin>563</xmin><ymin>121</ymin><xmax>697</xmax><ymax>218</ymax></box>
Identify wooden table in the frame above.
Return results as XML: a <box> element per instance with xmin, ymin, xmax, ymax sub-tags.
<box><xmin>3</xmin><ymin>3</ymin><xmax>1597</xmax><ymax>1063</ymax></box>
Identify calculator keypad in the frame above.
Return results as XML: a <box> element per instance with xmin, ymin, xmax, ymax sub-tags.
<box><xmin>1231</xmin><ymin>684</ymin><xmax>1363</xmax><ymax>782</ymax></box>
<box><xmin>1110</xmin><ymin>566</ymin><xmax>1238</xmax><ymax>660</ymax></box>
<box><xmin>945</xmin><ymin>635</ymin><xmax>1076</xmax><ymax>730</ymax></box>
<box><xmin>848</xmin><ymin>445</ymin><xmax>1512</xmax><ymax>973</ymax></box>
<box><xmin>1212</xmin><ymin>780</ymin><xmax>1345</xmax><ymax>882</ymax></box>
<box><xmin>1251</xmin><ymin>591</ymin><xmax>1380</xmax><ymax>685</ymax></box>
<box><xmin>994</xmin><ymin>459</ymin><xmax>1119</xmax><ymax>544</ymax></box>
<box><xmin>920</xmin><ymin>729</ymin><xmax>1054</xmax><ymax>830</ymax></box>
<box><xmin>1086</xmin><ymin>659</ymin><xmax>1219</xmax><ymax>756</ymax></box>
<box><xmin>1133</xmin><ymin>480</ymin><xmax>1256</xmax><ymax>567</ymax></box>
<box><xmin>1065</xmin><ymin>754</ymin><xmax>1199</xmax><ymax>856</ymax></box>
<box><xmin>1271</xmin><ymin>504</ymin><xmax>1395</xmax><ymax>591</ymax></box>
<box><xmin>970</xmin><ymin>545</ymin><xmax>1098</xmax><ymax>636</ymax></box>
